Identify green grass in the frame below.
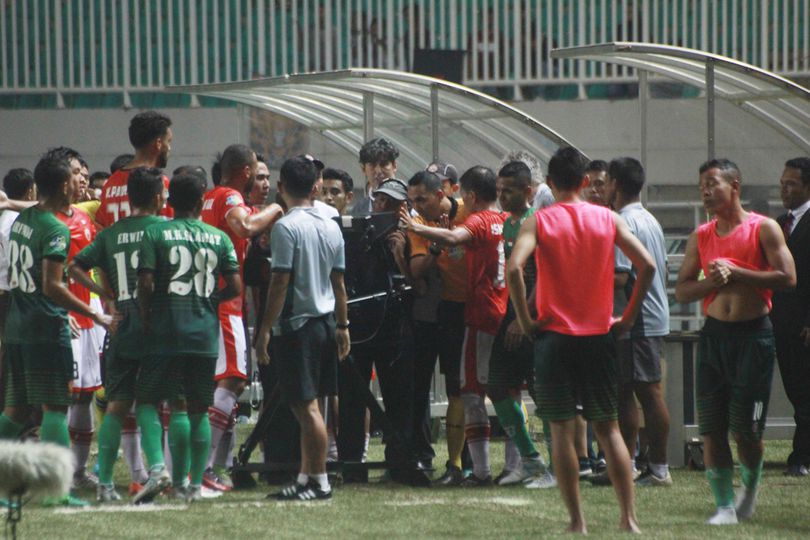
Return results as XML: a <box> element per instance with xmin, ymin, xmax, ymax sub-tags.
<box><xmin>11</xmin><ymin>432</ymin><xmax>810</xmax><ymax>539</ymax></box>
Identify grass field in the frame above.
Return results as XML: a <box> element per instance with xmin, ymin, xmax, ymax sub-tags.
<box><xmin>10</xmin><ymin>430</ymin><xmax>810</xmax><ymax>539</ymax></box>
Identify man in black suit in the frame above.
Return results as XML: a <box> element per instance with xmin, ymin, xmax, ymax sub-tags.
<box><xmin>772</xmin><ymin>157</ymin><xmax>810</xmax><ymax>476</ymax></box>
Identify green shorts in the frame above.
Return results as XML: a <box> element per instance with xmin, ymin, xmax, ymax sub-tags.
<box><xmin>533</xmin><ymin>331</ymin><xmax>618</xmax><ymax>422</ymax></box>
<box><xmin>488</xmin><ymin>313</ymin><xmax>534</xmax><ymax>394</ymax></box>
<box><xmin>2</xmin><ymin>343</ymin><xmax>73</xmax><ymax>407</ymax></box>
<box><xmin>135</xmin><ymin>354</ymin><xmax>217</xmax><ymax>407</ymax></box>
<box><xmin>697</xmin><ymin>316</ymin><xmax>775</xmax><ymax>438</ymax></box>
<box><xmin>103</xmin><ymin>339</ymin><xmax>142</xmax><ymax>402</ymax></box>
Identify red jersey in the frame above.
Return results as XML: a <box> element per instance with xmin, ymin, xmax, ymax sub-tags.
<box><xmin>201</xmin><ymin>186</ymin><xmax>250</xmax><ymax>316</ymax></box>
<box><xmin>58</xmin><ymin>207</ymin><xmax>96</xmax><ymax>329</ymax></box>
<box><xmin>697</xmin><ymin>212</ymin><xmax>772</xmax><ymax>314</ymax></box>
<box><xmin>462</xmin><ymin>209</ymin><xmax>507</xmax><ymax>334</ymax></box>
<box><xmin>97</xmin><ymin>168</ymin><xmax>173</xmax><ymax>227</ymax></box>
<box><xmin>534</xmin><ymin>203</ymin><xmax>616</xmax><ymax>336</ymax></box>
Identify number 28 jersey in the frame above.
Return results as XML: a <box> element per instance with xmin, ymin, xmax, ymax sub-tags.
<box><xmin>4</xmin><ymin>206</ymin><xmax>72</xmax><ymax>346</ymax></box>
<box><xmin>74</xmin><ymin>215</ymin><xmax>165</xmax><ymax>353</ymax></box>
<box><xmin>138</xmin><ymin>218</ymin><xmax>239</xmax><ymax>356</ymax></box>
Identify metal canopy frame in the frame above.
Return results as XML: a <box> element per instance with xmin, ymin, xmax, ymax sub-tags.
<box><xmin>169</xmin><ymin>69</ymin><xmax>578</xmax><ymax>176</ymax></box>
<box><xmin>551</xmin><ymin>42</ymin><xmax>810</xmax><ymax>159</ymax></box>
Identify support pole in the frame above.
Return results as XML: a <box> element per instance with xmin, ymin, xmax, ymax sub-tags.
<box><xmin>639</xmin><ymin>70</ymin><xmax>649</xmax><ymax>205</ymax></box>
<box><xmin>705</xmin><ymin>60</ymin><xmax>716</xmax><ymax>160</ymax></box>
<box><xmin>430</xmin><ymin>85</ymin><xmax>440</xmax><ymax>162</ymax></box>
<box><xmin>363</xmin><ymin>91</ymin><xmax>374</xmax><ymax>142</ymax></box>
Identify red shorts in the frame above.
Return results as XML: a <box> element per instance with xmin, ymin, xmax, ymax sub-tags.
<box><xmin>215</xmin><ymin>313</ymin><xmax>247</xmax><ymax>381</ymax></box>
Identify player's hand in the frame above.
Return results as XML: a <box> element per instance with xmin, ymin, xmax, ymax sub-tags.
<box><xmin>336</xmin><ymin>328</ymin><xmax>351</xmax><ymax>361</ymax></box>
<box><xmin>504</xmin><ymin>319</ymin><xmax>525</xmax><ymax>351</ymax></box>
<box><xmin>398</xmin><ymin>206</ymin><xmax>414</xmax><ymax>231</ymax></box>
<box><xmin>0</xmin><ymin>190</ymin><xmax>8</xmax><ymax>210</ymax></box>
<box><xmin>254</xmin><ymin>330</ymin><xmax>271</xmax><ymax>365</ymax></box>
<box><xmin>91</xmin><ymin>310</ymin><xmax>113</xmax><ymax>329</ymax></box>
<box><xmin>438</xmin><ymin>213</ymin><xmax>450</xmax><ymax>229</ymax></box>
<box><xmin>387</xmin><ymin>230</ymin><xmax>406</xmax><ymax>259</ymax></box>
<box><xmin>610</xmin><ymin>317</ymin><xmax>633</xmax><ymax>336</ymax></box>
<box><xmin>801</xmin><ymin>326</ymin><xmax>810</xmax><ymax>348</ymax></box>
<box><xmin>708</xmin><ymin>259</ymin><xmax>734</xmax><ymax>288</ymax></box>
<box><xmin>68</xmin><ymin>315</ymin><xmax>81</xmax><ymax>338</ymax></box>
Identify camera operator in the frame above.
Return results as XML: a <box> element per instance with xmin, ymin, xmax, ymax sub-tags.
<box><xmin>338</xmin><ymin>178</ymin><xmax>424</xmax><ymax>485</ymax></box>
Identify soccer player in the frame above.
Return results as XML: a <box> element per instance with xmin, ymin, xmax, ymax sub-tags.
<box><xmin>488</xmin><ymin>161</ymin><xmax>551</xmax><ymax>487</ymax></box>
<box><xmin>0</xmin><ymin>148</ymin><xmax>111</xmax><ymax>507</ymax></box>
<box><xmin>401</xmin><ymin>166</ymin><xmax>507</xmax><ymax>486</ymax></box>
<box><xmin>507</xmin><ymin>146</ymin><xmax>655</xmax><ymax>533</ymax></box>
<box><xmin>97</xmin><ymin>111</ymin><xmax>174</xmax><ymax>228</ymax></box>
<box><xmin>352</xmin><ymin>137</ymin><xmax>399</xmax><ymax>216</ymax></box>
<box><xmin>136</xmin><ymin>173</ymin><xmax>242</xmax><ymax>503</ymax></box>
<box><xmin>200</xmin><ymin>144</ymin><xmax>283</xmax><ymax>491</ymax></box>
<box><xmin>68</xmin><ymin>166</ymin><xmax>167</xmax><ymax>502</ymax></box>
<box><xmin>253</xmin><ymin>155</ymin><xmax>350</xmax><ymax>501</ymax></box>
<box><xmin>675</xmin><ymin>159</ymin><xmax>795</xmax><ymax>525</ymax></box>
<box><xmin>603</xmin><ymin>158</ymin><xmax>672</xmax><ymax>487</ymax></box>
<box><xmin>321</xmin><ymin>168</ymin><xmax>355</xmax><ymax>215</ymax></box>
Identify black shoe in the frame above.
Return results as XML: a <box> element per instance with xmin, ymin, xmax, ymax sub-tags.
<box><xmin>459</xmin><ymin>474</ymin><xmax>493</xmax><ymax>487</ymax></box>
<box><xmin>434</xmin><ymin>466</ymin><xmax>464</xmax><ymax>486</ymax></box>
<box><xmin>271</xmin><ymin>480</ymin><xmax>332</xmax><ymax>501</ymax></box>
<box><xmin>784</xmin><ymin>464</ymin><xmax>809</xmax><ymax>477</ymax></box>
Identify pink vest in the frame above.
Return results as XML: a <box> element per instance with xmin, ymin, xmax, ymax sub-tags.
<box><xmin>534</xmin><ymin>203</ymin><xmax>616</xmax><ymax>336</ymax></box>
<box><xmin>697</xmin><ymin>213</ymin><xmax>772</xmax><ymax>314</ymax></box>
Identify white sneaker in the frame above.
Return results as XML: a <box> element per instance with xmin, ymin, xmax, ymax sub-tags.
<box><xmin>525</xmin><ymin>471</ymin><xmax>557</xmax><ymax>489</ymax></box>
<box><xmin>521</xmin><ymin>456</ymin><xmax>547</xmax><ymax>477</ymax></box>
<box><xmin>132</xmin><ymin>466</ymin><xmax>171</xmax><ymax>505</ymax></box>
<box><xmin>199</xmin><ymin>486</ymin><xmax>223</xmax><ymax>499</ymax></box>
<box><xmin>735</xmin><ymin>487</ymin><xmax>758</xmax><ymax>521</ymax></box>
<box><xmin>96</xmin><ymin>484</ymin><xmax>121</xmax><ymax>503</ymax></box>
<box><xmin>497</xmin><ymin>466</ymin><xmax>532</xmax><ymax>486</ymax></box>
<box><xmin>707</xmin><ymin>506</ymin><xmax>738</xmax><ymax>525</ymax></box>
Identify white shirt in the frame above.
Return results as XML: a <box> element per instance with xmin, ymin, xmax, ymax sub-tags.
<box><xmin>787</xmin><ymin>198</ymin><xmax>810</xmax><ymax>235</ymax></box>
<box><xmin>0</xmin><ymin>210</ymin><xmax>19</xmax><ymax>291</ymax></box>
<box><xmin>313</xmin><ymin>199</ymin><xmax>339</xmax><ymax>220</ymax></box>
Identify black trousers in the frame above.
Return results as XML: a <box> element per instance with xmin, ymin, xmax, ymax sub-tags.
<box><xmin>412</xmin><ymin>320</ymin><xmax>439</xmax><ymax>464</ymax></box>
<box><xmin>257</xmin><ymin>354</ymin><xmax>301</xmax><ymax>482</ymax></box>
<box><xmin>775</xmin><ymin>327</ymin><xmax>810</xmax><ymax>467</ymax></box>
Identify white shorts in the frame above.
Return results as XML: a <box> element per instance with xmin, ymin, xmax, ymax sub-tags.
<box><xmin>71</xmin><ymin>327</ymin><xmax>103</xmax><ymax>393</ymax></box>
<box><xmin>215</xmin><ymin>313</ymin><xmax>247</xmax><ymax>381</ymax></box>
<box><xmin>460</xmin><ymin>327</ymin><xmax>495</xmax><ymax>394</ymax></box>
<box><xmin>89</xmin><ymin>297</ymin><xmax>107</xmax><ymax>346</ymax></box>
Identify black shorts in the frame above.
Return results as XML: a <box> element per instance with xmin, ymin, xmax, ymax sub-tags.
<box><xmin>271</xmin><ymin>315</ymin><xmax>338</xmax><ymax>403</ymax></box>
<box><xmin>437</xmin><ymin>300</ymin><xmax>464</xmax><ymax>396</ymax></box>
<box><xmin>617</xmin><ymin>336</ymin><xmax>664</xmax><ymax>384</ymax></box>
<box><xmin>103</xmin><ymin>339</ymin><xmax>141</xmax><ymax>402</ymax></box>
<box><xmin>488</xmin><ymin>313</ymin><xmax>534</xmax><ymax>393</ymax></box>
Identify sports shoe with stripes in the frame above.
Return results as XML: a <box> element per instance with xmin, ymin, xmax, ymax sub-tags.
<box><xmin>271</xmin><ymin>480</ymin><xmax>332</xmax><ymax>501</ymax></box>
<box><xmin>132</xmin><ymin>466</ymin><xmax>171</xmax><ymax>505</ymax></box>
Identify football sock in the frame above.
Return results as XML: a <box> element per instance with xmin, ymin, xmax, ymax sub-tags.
<box><xmin>312</xmin><ymin>473</ymin><xmax>330</xmax><ymax>492</ymax></box>
<box><xmin>97</xmin><ymin>413</ymin><xmax>122</xmax><ymax>486</ymax></box>
<box><xmin>504</xmin><ymin>439</ymin><xmax>521</xmax><ymax>472</ymax></box>
<box><xmin>462</xmin><ymin>393</ymin><xmax>491</xmax><ymax>478</ymax></box>
<box><xmin>135</xmin><ymin>404</ymin><xmax>165</xmax><ymax>469</ymax></box>
<box><xmin>446</xmin><ymin>396</ymin><xmax>466</xmax><ymax>469</ymax></box>
<box><xmin>189</xmin><ymin>412</ymin><xmax>211</xmax><ymax>487</ymax></box>
<box><xmin>68</xmin><ymin>402</ymin><xmax>94</xmax><ymax>474</ymax></box>
<box><xmin>740</xmin><ymin>459</ymin><xmax>764</xmax><ymax>490</ymax></box>
<box><xmin>706</xmin><ymin>467</ymin><xmax>735</xmax><ymax>508</ymax></box>
<box><xmin>121</xmin><ymin>412</ymin><xmax>148</xmax><ymax>483</ymax></box>
<box><xmin>297</xmin><ymin>473</ymin><xmax>309</xmax><ymax>485</ymax></box>
<box><xmin>206</xmin><ymin>388</ymin><xmax>237</xmax><ymax>469</ymax></box>
<box><xmin>650</xmin><ymin>462</ymin><xmax>669</xmax><ymax>478</ymax></box>
<box><xmin>41</xmin><ymin>410</ymin><xmax>70</xmax><ymax>447</ymax></box>
<box><xmin>493</xmin><ymin>398</ymin><xmax>539</xmax><ymax>458</ymax></box>
<box><xmin>214</xmin><ymin>405</ymin><xmax>237</xmax><ymax>468</ymax></box>
<box><xmin>169</xmin><ymin>411</ymin><xmax>191</xmax><ymax>487</ymax></box>
<box><xmin>0</xmin><ymin>415</ymin><xmax>25</xmax><ymax>439</ymax></box>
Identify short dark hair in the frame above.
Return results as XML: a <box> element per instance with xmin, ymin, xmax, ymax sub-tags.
<box><xmin>280</xmin><ymin>156</ymin><xmax>318</xmax><ymax>198</ymax></box>
<box><xmin>547</xmin><ymin>146</ymin><xmax>589</xmax><ymax>191</ymax></box>
<box><xmin>359</xmin><ymin>137</ymin><xmax>399</xmax><ymax>164</ymax></box>
<box><xmin>220</xmin><ymin>144</ymin><xmax>255</xmax><ymax>178</ymax></box>
<box><xmin>255</xmin><ymin>153</ymin><xmax>267</xmax><ymax>165</ymax></box>
<box><xmin>408</xmin><ymin>170</ymin><xmax>442</xmax><ymax>193</ymax></box>
<box><xmin>497</xmin><ymin>161</ymin><xmax>532</xmax><ymax>190</ymax></box>
<box><xmin>586</xmin><ymin>159</ymin><xmax>608</xmax><ymax>173</ymax></box>
<box><xmin>128</xmin><ymin>111</ymin><xmax>172</xmax><ymax>150</ymax></box>
<box><xmin>211</xmin><ymin>153</ymin><xmax>222</xmax><ymax>186</ymax></box>
<box><xmin>128</xmin><ymin>167</ymin><xmax>165</xmax><ymax>209</ymax></box>
<box><xmin>459</xmin><ymin>166</ymin><xmax>497</xmax><ymax>202</ymax></box>
<box><xmin>608</xmin><ymin>157</ymin><xmax>645</xmax><ymax>198</ymax></box>
<box><xmin>172</xmin><ymin>165</ymin><xmax>208</xmax><ymax>184</ymax></box>
<box><xmin>110</xmin><ymin>154</ymin><xmax>134</xmax><ymax>174</ymax></box>
<box><xmin>89</xmin><ymin>171</ymin><xmax>109</xmax><ymax>186</ymax></box>
<box><xmin>699</xmin><ymin>158</ymin><xmax>741</xmax><ymax>184</ymax></box>
<box><xmin>3</xmin><ymin>168</ymin><xmax>34</xmax><ymax>199</ymax></box>
<box><xmin>168</xmin><ymin>173</ymin><xmax>206</xmax><ymax>213</ymax></box>
<box><xmin>34</xmin><ymin>147</ymin><xmax>76</xmax><ymax>198</ymax></box>
<box><xmin>785</xmin><ymin>157</ymin><xmax>810</xmax><ymax>187</ymax></box>
<box><xmin>322</xmin><ymin>168</ymin><xmax>354</xmax><ymax>193</ymax></box>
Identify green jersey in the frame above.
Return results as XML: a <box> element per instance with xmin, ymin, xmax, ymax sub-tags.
<box><xmin>74</xmin><ymin>215</ymin><xmax>164</xmax><ymax>354</ymax></box>
<box><xmin>138</xmin><ymin>217</ymin><xmax>239</xmax><ymax>356</ymax></box>
<box><xmin>503</xmin><ymin>207</ymin><xmax>536</xmax><ymax>302</ymax></box>
<box><xmin>4</xmin><ymin>206</ymin><xmax>71</xmax><ymax>346</ymax></box>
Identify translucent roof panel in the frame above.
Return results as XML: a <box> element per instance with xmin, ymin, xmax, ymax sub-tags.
<box><xmin>550</xmin><ymin>42</ymin><xmax>810</xmax><ymax>154</ymax></box>
<box><xmin>169</xmin><ymin>69</ymin><xmax>577</xmax><ymax>175</ymax></box>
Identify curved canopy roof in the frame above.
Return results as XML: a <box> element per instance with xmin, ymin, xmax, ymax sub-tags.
<box><xmin>169</xmin><ymin>69</ymin><xmax>577</xmax><ymax>175</ymax></box>
<box><xmin>550</xmin><ymin>42</ymin><xmax>810</xmax><ymax>154</ymax></box>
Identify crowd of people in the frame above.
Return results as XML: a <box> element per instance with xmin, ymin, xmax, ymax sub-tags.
<box><xmin>0</xmin><ymin>109</ymin><xmax>808</xmax><ymax>533</ymax></box>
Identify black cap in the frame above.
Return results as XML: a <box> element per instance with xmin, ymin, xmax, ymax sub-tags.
<box><xmin>426</xmin><ymin>161</ymin><xmax>459</xmax><ymax>184</ymax></box>
<box><xmin>373</xmin><ymin>178</ymin><xmax>408</xmax><ymax>201</ymax></box>
<box><xmin>297</xmin><ymin>153</ymin><xmax>325</xmax><ymax>171</ymax></box>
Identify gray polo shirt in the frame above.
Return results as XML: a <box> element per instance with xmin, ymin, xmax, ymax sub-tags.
<box><xmin>614</xmin><ymin>202</ymin><xmax>669</xmax><ymax>338</ymax></box>
<box><xmin>270</xmin><ymin>206</ymin><xmax>345</xmax><ymax>334</ymax></box>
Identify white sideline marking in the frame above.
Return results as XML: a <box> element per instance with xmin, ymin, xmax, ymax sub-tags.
<box><xmin>52</xmin><ymin>500</ymin><xmax>333</xmax><ymax>514</ymax></box>
<box><xmin>385</xmin><ymin>497</ymin><xmax>532</xmax><ymax>507</ymax></box>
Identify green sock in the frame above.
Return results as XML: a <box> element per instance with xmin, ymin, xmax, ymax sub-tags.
<box><xmin>706</xmin><ymin>467</ymin><xmax>735</xmax><ymax>508</ymax></box>
<box><xmin>0</xmin><ymin>415</ymin><xmax>25</xmax><ymax>439</ymax></box>
<box><xmin>740</xmin><ymin>459</ymin><xmax>764</xmax><ymax>490</ymax></box>
<box><xmin>493</xmin><ymin>398</ymin><xmax>539</xmax><ymax>458</ymax></box>
<box><xmin>40</xmin><ymin>411</ymin><xmax>70</xmax><ymax>447</ymax></box>
<box><xmin>169</xmin><ymin>411</ymin><xmax>191</xmax><ymax>487</ymax></box>
<box><xmin>188</xmin><ymin>413</ymin><xmax>211</xmax><ymax>486</ymax></box>
<box><xmin>135</xmin><ymin>404</ymin><xmax>165</xmax><ymax>469</ymax></box>
<box><xmin>97</xmin><ymin>414</ymin><xmax>122</xmax><ymax>486</ymax></box>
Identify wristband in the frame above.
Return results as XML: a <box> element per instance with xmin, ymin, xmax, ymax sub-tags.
<box><xmin>336</xmin><ymin>321</ymin><xmax>350</xmax><ymax>330</ymax></box>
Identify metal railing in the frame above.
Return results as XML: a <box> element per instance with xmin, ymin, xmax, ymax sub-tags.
<box><xmin>2</xmin><ymin>0</ymin><xmax>809</xmax><ymax>105</ymax></box>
